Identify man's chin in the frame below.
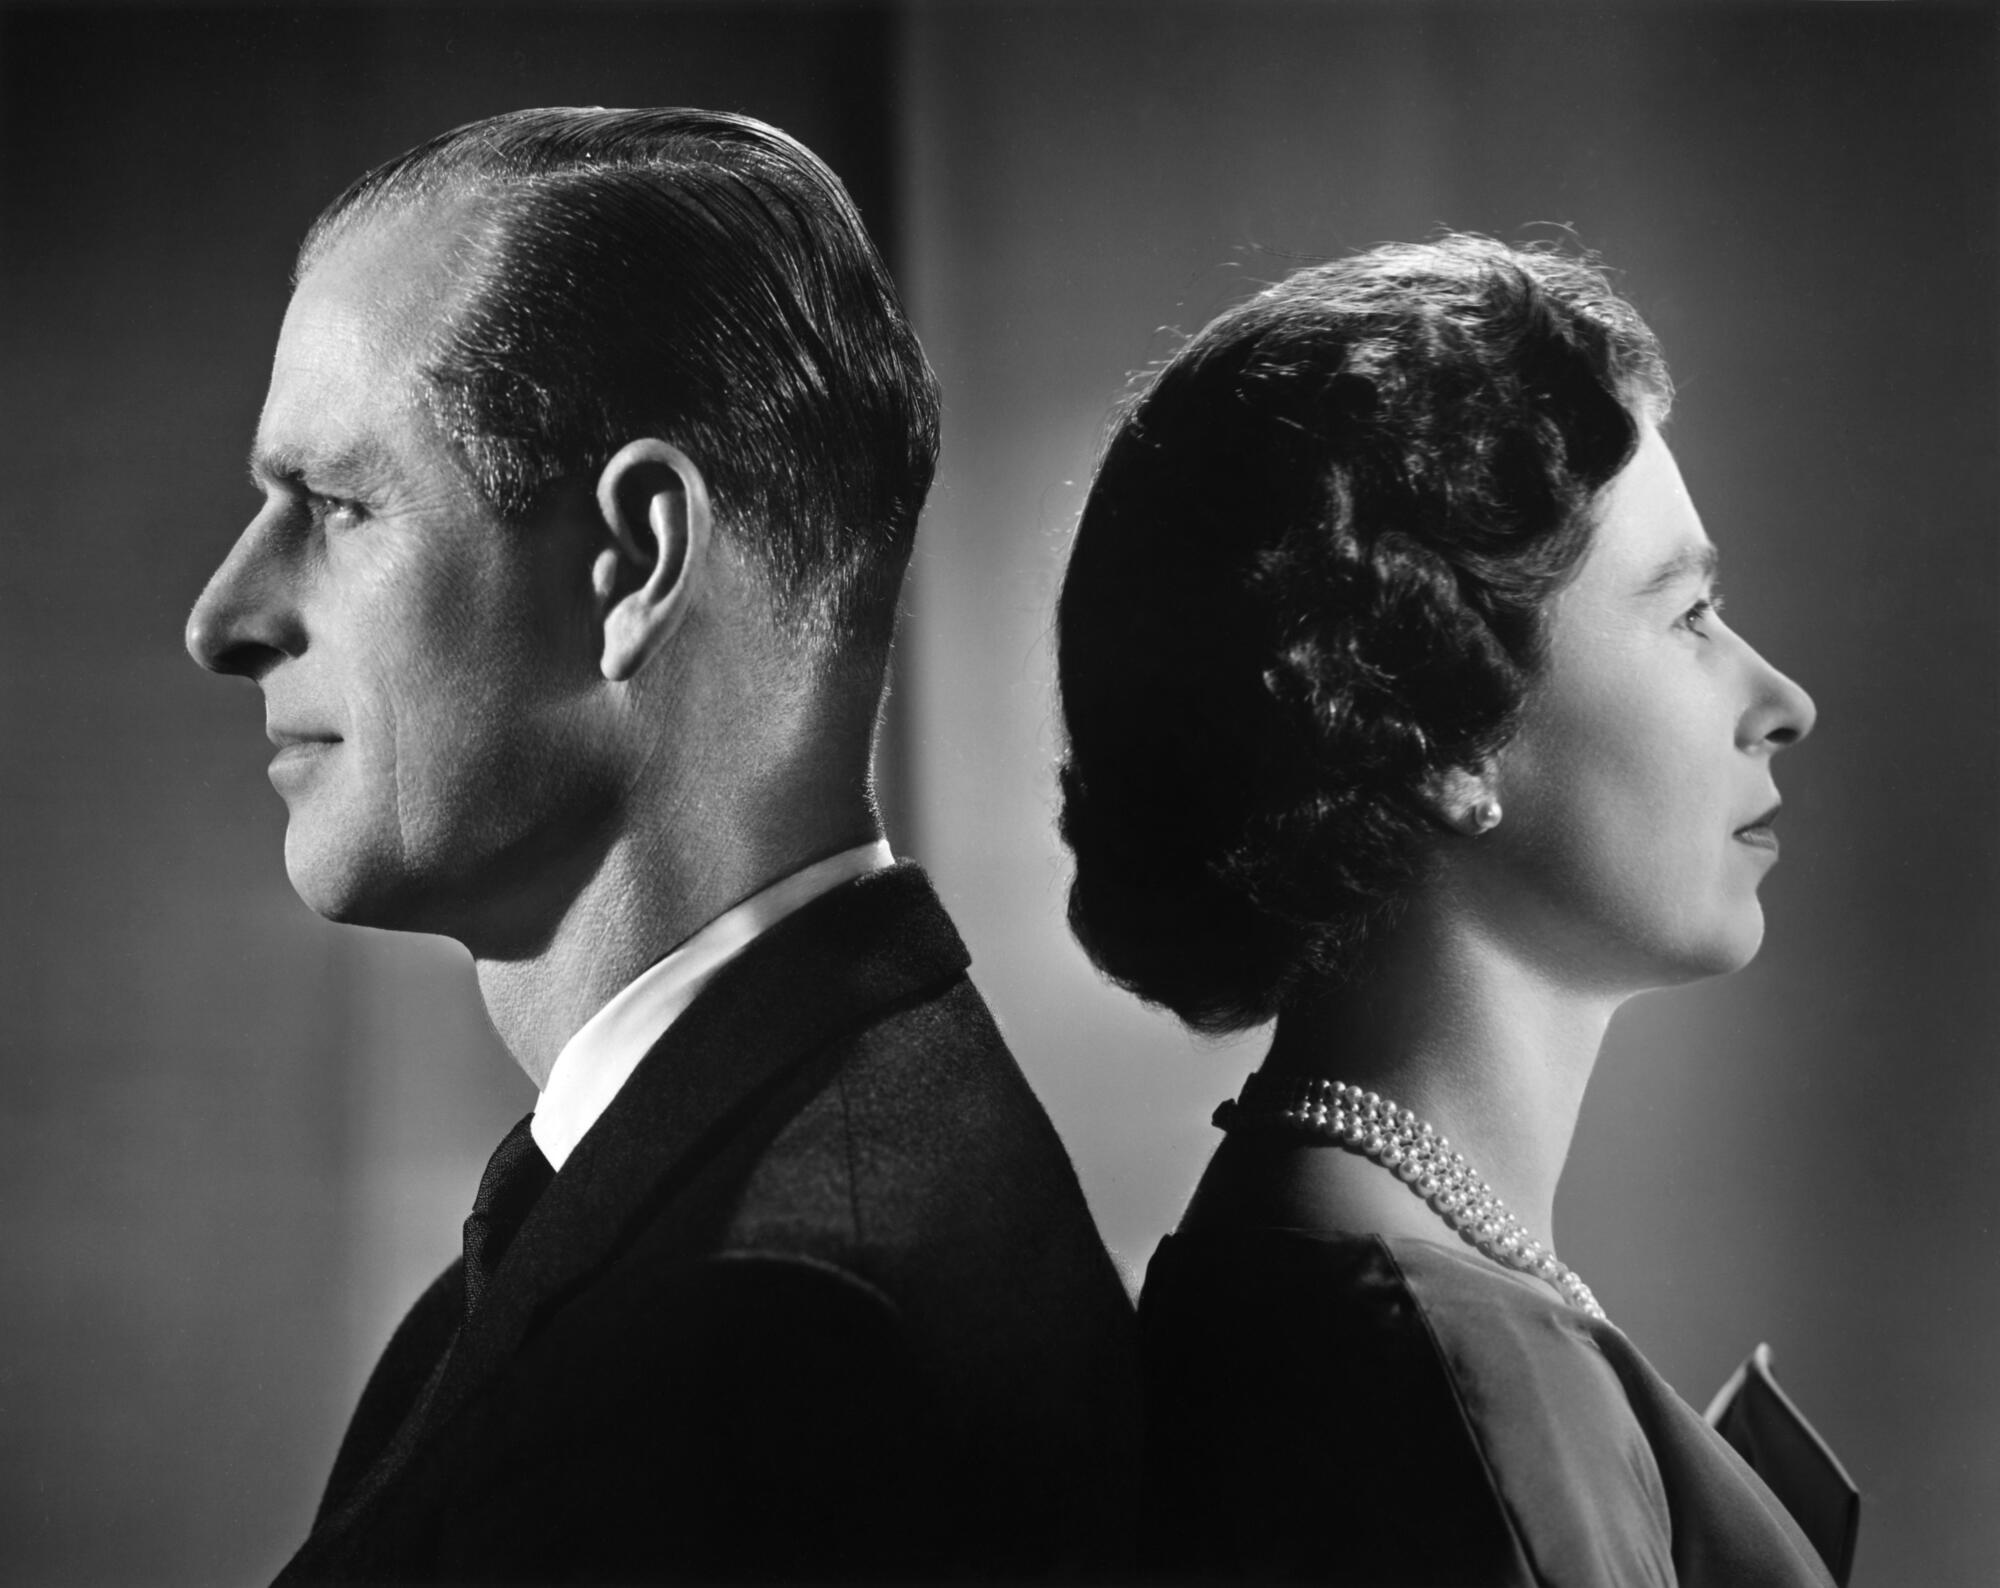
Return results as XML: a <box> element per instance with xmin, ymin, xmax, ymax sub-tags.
<box><xmin>283</xmin><ymin>835</ymin><xmax>417</xmax><ymax>931</ymax></box>
<box><xmin>278</xmin><ymin>806</ymin><xmax>607</xmax><ymax>951</ymax></box>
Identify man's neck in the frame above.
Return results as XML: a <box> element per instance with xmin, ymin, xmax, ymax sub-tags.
<box><xmin>471</xmin><ymin>808</ymin><xmax>881</xmax><ymax>1089</ymax></box>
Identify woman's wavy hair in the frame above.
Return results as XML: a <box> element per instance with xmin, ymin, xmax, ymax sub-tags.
<box><xmin>1056</xmin><ymin>235</ymin><xmax>1671</xmax><ymax>1033</ymax></box>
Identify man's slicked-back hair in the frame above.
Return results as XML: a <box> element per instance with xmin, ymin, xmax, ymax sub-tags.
<box><xmin>300</xmin><ymin>107</ymin><xmax>941</xmax><ymax>679</ymax></box>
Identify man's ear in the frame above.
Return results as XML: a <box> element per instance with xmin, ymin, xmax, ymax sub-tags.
<box><xmin>1421</xmin><ymin>762</ymin><xmax>1505</xmax><ymax>838</ymax></box>
<box><xmin>593</xmin><ymin>438</ymin><xmax>711</xmax><ymax>682</ymax></box>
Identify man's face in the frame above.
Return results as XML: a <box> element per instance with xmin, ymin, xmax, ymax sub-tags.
<box><xmin>186</xmin><ymin>209</ymin><xmax>613</xmax><ymax>941</ymax></box>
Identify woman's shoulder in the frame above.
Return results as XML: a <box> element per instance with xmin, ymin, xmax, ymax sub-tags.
<box><xmin>1139</xmin><ymin>1225</ymin><xmax>1675</xmax><ymax>1585</ymax></box>
<box><xmin>1142</xmin><ymin>1224</ymin><xmax>1667</xmax><ymax>1476</ymax></box>
<box><xmin>1138</xmin><ymin>1227</ymin><xmax>1834</xmax><ymax>1587</ymax></box>
<box><xmin>1142</xmin><ymin>1221</ymin><xmax>1626</xmax><ymax>1385</ymax></box>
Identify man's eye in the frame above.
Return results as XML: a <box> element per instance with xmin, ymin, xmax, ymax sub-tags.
<box><xmin>311</xmin><ymin>494</ymin><xmax>367</xmax><ymax>529</ymax></box>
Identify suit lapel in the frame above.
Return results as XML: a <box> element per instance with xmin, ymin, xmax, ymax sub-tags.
<box><xmin>290</xmin><ymin>864</ymin><xmax>969</xmax><ymax>1573</ymax></box>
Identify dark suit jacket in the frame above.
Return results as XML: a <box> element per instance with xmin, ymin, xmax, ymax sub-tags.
<box><xmin>276</xmin><ymin>864</ymin><xmax>1139</xmax><ymax>1584</ymax></box>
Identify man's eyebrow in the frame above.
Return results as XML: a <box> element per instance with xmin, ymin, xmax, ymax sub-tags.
<box><xmin>1633</xmin><ymin>542</ymin><xmax>1720</xmax><ymax>598</ymax></box>
<box><xmin>247</xmin><ymin>440</ymin><xmax>390</xmax><ymax>491</ymax></box>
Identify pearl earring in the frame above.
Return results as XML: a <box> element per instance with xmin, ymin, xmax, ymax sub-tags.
<box><xmin>1467</xmin><ymin>796</ymin><xmax>1503</xmax><ymax>835</ymax></box>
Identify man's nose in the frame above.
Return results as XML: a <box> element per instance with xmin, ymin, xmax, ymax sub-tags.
<box><xmin>185</xmin><ymin>515</ymin><xmax>302</xmax><ymax>678</ymax></box>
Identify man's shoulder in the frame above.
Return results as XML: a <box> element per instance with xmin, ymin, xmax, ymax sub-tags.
<box><xmin>523</xmin><ymin>874</ymin><xmax>1138</xmax><ymax>1576</ymax></box>
<box><xmin>303</xmin><ymin>870</ymin><xmax>1138</xmax><ymax>1585</ymax></box>
<box><xmin>662</xmin><ymin>863</ymin><xmax>1089</xmax><ymax>1258</ymax></box>
<box><xmin>726</xmin><ymin>967</ymin><xmax>1078</xmax><ymax>1250</ymax></box>
<box><xmin>569</xmin><ymin>863</ymin><xmax>1121</xmax><ymax>1318</ymax></box>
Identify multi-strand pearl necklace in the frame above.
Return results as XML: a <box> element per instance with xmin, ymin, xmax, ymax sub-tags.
<box><xmin>1217</xmin><ymin>1074</ymin><xmax>1607</xmax><ymax>1322</ymax></box>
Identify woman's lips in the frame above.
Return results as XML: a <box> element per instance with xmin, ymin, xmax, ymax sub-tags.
<box><xmin>1733</xmin><ymin>802</ymin><xmax>1781</xmax><ymax>853</ymax></box>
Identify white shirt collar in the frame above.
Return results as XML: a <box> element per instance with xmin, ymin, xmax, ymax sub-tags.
<box><xmin>530</xmin><ymin>839</ymin><xmax>895</xmax><ymax>1171</ymax></box>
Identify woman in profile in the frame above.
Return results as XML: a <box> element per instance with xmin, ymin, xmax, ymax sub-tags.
<box><xmin>1057</xmin><ymin>236</ymin><xmax>1843</xmax><ymax>1584</ymax></box>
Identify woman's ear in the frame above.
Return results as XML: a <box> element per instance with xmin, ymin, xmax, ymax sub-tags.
<box><xmin>593</xmin><ymin>439</ymin><xmax>711</xmax><ymax>682</ymax></box>
<box><xmin>1422</xmin><ymin>764</ymin><xmax>1505</xmax><ymax>837</ymax></box>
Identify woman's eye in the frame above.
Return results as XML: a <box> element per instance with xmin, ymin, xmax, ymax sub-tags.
<box><xmin>1678</xmin><ymin>591</ymin><xmax>1725</xmax><ymax>637</ymax></box>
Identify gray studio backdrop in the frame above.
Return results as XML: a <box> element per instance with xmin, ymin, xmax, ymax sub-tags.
<box><xmin>2</xmin><ymin>4</ymin><xmax>1993</xmax><ymax>1584</ymax></box>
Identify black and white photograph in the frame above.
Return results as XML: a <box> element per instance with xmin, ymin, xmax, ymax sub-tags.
<box><xmin>1</xmin><ymin>3</ymin><xmax>1993</xmax><ymax>1584</ymax></box>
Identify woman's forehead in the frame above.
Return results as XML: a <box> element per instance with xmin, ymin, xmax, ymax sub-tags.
<box><xmin>1577</xmin><ymin>426</ymin><xmax>1714</xmax><ymax>596</ymax></box>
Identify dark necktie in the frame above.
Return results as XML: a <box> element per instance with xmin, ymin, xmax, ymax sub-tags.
<box><xmin>462</xmin><ymin>1113</ymin><xmax>554</xmax><ymax>1318</ymax></box>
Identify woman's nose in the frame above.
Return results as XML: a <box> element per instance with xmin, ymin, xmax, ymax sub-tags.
<box><xmin>1739</xmin><ymin>639</ymin><xmax>1817</xmax><ymax>752</ymax></box>
<box><xmin>185</xmin><ymin>514</ymin><xmax>302</xmax><ymax>679</ymax></box>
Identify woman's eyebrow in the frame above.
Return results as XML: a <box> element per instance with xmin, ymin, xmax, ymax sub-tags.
<box><xmin>1633</xmin><ymin>542</ymin><xmax>1719</xmax><ymax>598</ymax></box>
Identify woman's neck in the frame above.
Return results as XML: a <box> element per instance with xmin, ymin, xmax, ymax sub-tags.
<box><xmin>1186</xmin><ymin>905</ymin><xmax>1622</xmax><ymax>1251</ymax></box>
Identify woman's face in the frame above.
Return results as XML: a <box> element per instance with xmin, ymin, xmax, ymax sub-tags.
<box><xmin>1472</xmin><ymin>425</ymin><xmax>1817</xmax><ymax>994</ymax></box>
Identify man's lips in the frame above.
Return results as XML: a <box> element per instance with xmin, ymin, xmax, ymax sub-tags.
<box><xmin>267</xmin><ymin>729</ymin><xmax>341</xmax><ymax>778</ymax></box>
<box><xmin>1733</xmin><ymin>801</ymin><xmax>1781</xmax><ymax>852</ymax></box>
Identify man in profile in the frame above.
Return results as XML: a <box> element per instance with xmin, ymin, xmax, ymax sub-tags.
<box><xmin>186</xmin><ymin>108</ymin><xmax>1136</xmax><ymax>1582</ymax></box>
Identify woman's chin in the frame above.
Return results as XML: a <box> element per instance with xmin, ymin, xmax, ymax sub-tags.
<box><xmin>1656</xmin><ymin>905</ymin><xmax>1768</xmax><ymax>987</ymax></box>
<box><xmin>1587</xmin><ymin>899</ymin><xmax>1769</xmax><ymax>993</ymax></box>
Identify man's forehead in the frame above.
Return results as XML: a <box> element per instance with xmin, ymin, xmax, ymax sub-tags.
<box><xmin>257</xmin><ymin>205</ymin><xmax>473</xmax><ymax>466</ymax></box>
<box><xmin>256</xmin><ymin>298</ymin><xmax>416</xmax><ymax>472</ymax></box>
<box><xmin>274</xmin><ymin>209</ymin><xmax>465</xmax><ymax>375</ymax></box>
<box><xmin>298</xmin><ymin>196</ymin><xmax>481</xmax><ymax>331</ymax></box>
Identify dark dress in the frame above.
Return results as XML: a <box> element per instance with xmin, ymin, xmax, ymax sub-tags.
<box><xmin>1140</xmin><ymin>1226</ymin><xmax>1840</xmax><ymax>1586</ymax></box>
